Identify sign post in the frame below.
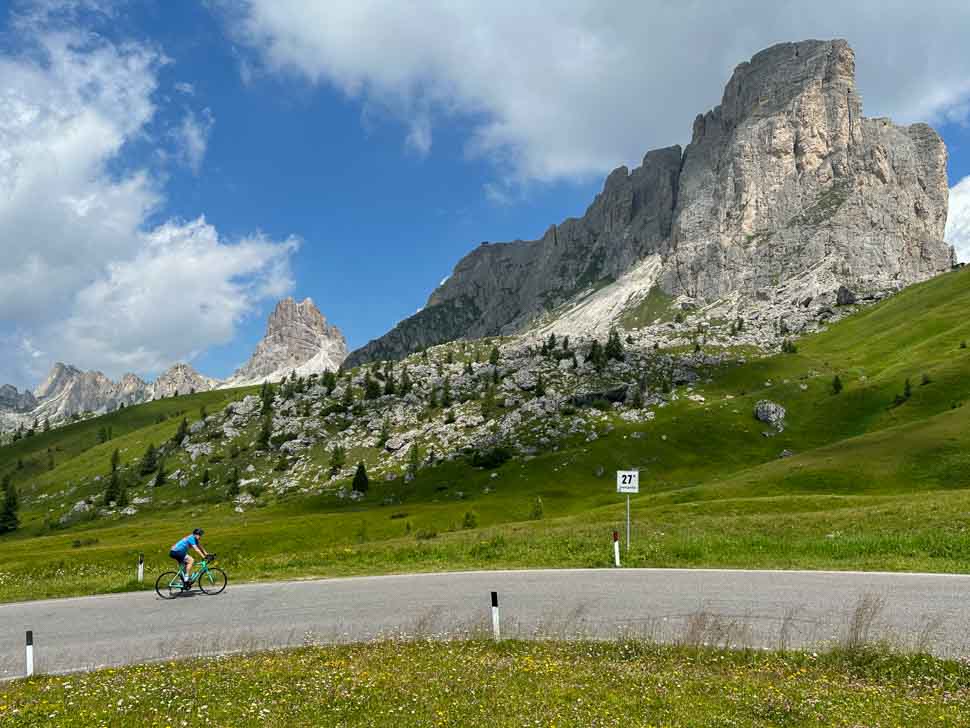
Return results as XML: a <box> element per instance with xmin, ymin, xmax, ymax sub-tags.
<box><xmin>616</xmin><ymin>470</ymin><xmax>639</xmax><ymax>551</ymax></box>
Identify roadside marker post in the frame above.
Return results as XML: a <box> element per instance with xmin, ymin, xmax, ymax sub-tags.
<box><xmin>616</xmin><ymin>470</ymin><xmax>640</xmax><ymax>552</ymax></box>
<box><xmin>25</xmin><ymin>630</ymin><xmax>34</xmax><ymax>677</ymax></box>
<box><xmin>490</xmin><ymin>591</ymin><xmax>501</xmax><ymax>640</ymax></box>
<box><xmin>613</xmin><ymin>530</ymin><xmax>621</xmax><ymax>567</ymax></box>
<box><xmin>137</xmin><ymin>553</ymin><xmax>144</xmax><ymax>583</ymax></box>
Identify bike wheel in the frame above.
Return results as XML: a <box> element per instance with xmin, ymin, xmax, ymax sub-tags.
<box><xmin>155</xmin><ymin>571</ymin><xmax>182</xmax><ymax>600</ymax></box>
<box><xmin>198</xmin><ymin>567</ymin><xmax>228</xmax><ymax>595</ymax></box>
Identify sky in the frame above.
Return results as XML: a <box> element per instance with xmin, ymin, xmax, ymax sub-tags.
<box><xmin>1</xmin><ymin>0</ymin><xmax>969</xmax><ymax>390</ymax></box>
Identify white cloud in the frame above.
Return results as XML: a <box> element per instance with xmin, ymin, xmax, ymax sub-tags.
<box><xmin>173</xmin><ymin>107</ymin><xmax>214</xmax><ymax>173</ymax></box>
<box><xmin>0</xmin><ymin>7</ymin><xmax>296</xmax><ymax>388</ymax></box>
<box><xmin>230</xmin><ymin>0</ymin><xmax>970</xmax><ymax>184</ymax></box>
<box><xmin>174</xmin><ymin>81</ymin><xmax>195</xmax><ymax>95</ymax></box>
<box><xmin>947</xmin><ymin>177</ymin><xmax>970</xmax><ymax>263</ymax></box>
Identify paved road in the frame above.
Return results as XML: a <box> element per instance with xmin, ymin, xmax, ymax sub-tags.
<box><xmin>2</xmin><ymin>568</ymin><xmax>969</xmax><ymax>678</ymax></box>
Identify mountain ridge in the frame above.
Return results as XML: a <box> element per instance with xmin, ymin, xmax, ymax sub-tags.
<box><xmin>344</xmin><ymin>38</ymin><xmax>953</xmax><ymax>368</ymax></box>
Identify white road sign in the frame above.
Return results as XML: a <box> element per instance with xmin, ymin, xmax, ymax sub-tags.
<box><xmin>616</xmin><ymin>470</ymin><xmax>639</xmax><ymax>494</ymax></box>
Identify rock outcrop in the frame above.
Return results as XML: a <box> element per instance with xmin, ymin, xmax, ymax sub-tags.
<box><xmin>29</xmin><ymin>363</ymin><xmax>152</xmax><ymax>422</ymax></box>
<box><xmin>0</xmin><ymin>384</ymin><xmax>36</xmax><ymax>413</ymax></box>
<box><xmin>226</xmin><ymin>297</ymin><xmax>347</xmax><ymax>385</ymax></box>
<box><xmin>151</xmin><ymin>363</ymin><xmax>218</xmax><ymax>398</ymax></box>
<box><xmin>346</xmin><ymin>39</ymin><xmax>953</xmax><ymax>367</ymax></box>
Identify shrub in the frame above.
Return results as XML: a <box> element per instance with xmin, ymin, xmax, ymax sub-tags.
<box><xmin>139</xmin><ymin>443</ymin><xmax>159</xmax><ymax>475</ymax></box>
<box><xmin>832</xmin><ymin>375</ymin><xmax>843</xmax><ymax>394</ymax></box>
<box><xmin>0</xmin><ymin>474</ymin><xmax>20</xmax><ymax>533</ymax></box>
<box><xmin>414</xmin><ymin>528</ymin><xmax>438</xmax><ymax>540</ymax></box>
<box><xmin>470</xmin><ymin>446</ymin><xmax>512</xmax><ymax>469</ymax></box>
<box><xmin>781</xmin><ymin>339</ymin><xmax>798</xmax><ymax>354</ymax></box>
<box><xmin>921</xmin><ymin>373</ymin><xmax>932</xmax><ymax>386</ymax></box>
<box><xmin>529</xmin><ymin>496</ymin><xmax>544</xmax><ymax>520</ymax></box>
<box><xmin>462</xmin><ymin>510</ymin><xmax>479</xmax><ymax>529</ymax></box>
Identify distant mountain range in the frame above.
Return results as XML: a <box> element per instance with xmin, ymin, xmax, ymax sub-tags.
<box><xmin>0</xmin><ymin>297</ymin><xmax>347</xmax><ymax>431</ymax></box>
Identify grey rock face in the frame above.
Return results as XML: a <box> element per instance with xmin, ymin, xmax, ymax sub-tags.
<box><xmin>151</xmin><ymin>363</ymin><xmax>217</xmax><ymax>398</ymax></box>
<box><xmin>0</xmin><ymin>384</ymin><xmax>36</xmax><ymax>412</ymax></box>
<box><xmin>227</xmin><ymin>297</ymin><xmax>347</xmax><ymax>385</ymax></box>
<box><xmin>346</xmin><ymin>39</ymin><xmax>953</xmax><ymax>367</ymax></box>
<box><xmin>31</xmin><ymin>363</ymin><xmax>151</xmax><ymax>421</ymax></box>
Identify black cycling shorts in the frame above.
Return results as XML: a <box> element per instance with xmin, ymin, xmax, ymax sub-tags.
<box><xmin>169</xmin><ymin>549</ymin><xmax>188</xmax><ymax>564</ymax></box>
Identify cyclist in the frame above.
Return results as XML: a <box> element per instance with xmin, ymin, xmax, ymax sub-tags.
<box><xmin>169</xmin><ymin>528</ymin><xmax>209</xmax><ymax>588</ymax></box>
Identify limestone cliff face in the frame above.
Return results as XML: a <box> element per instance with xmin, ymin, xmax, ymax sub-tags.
<box><xmin>345</xmin><ymin>39</ymin><xmax>953</xmax><ymax>367</ymax></box>
<box><xmin>151</xmin><ymin>363</ymin><xmax>218</xmax><ymax>398</ymax></box>
<box><xmin>0</xmin><ymin>384</ymin><xmax>36</xmax><ymax>413</ymax></box>
<box><xmin>226</xmin><ymin>297</ymin><xmax>347</xmax><ymax>385</ymax></box>
<box><xmin>662</xmin><ymin>39</ymin><xmax>952</xmax><ymax>299</ymax></box>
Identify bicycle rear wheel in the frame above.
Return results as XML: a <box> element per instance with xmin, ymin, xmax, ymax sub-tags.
<box><xmin>155</xmin><ymin>571</ymin><xmax>182</xmax><ymax>599</ymax></box>
<box><xmin>198</xmin><ymin>567</ymin><xmax>228</xmax><ymax>595</ymax></box>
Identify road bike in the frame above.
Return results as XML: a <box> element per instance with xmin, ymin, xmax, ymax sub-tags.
<box><xmin>155</xmin><ymin>554</ymin><xmax>228</xmax><ymax>599</ymax></box>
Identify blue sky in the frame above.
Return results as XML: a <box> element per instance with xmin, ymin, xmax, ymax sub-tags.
<box><xmin>1</xmin><ymin>1</ymin><xmax>969</xmax><ymax>389</ymax></box>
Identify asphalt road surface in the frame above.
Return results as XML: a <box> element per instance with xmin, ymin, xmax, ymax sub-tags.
<box><xmin>2</xmin><ymin>568</ymin><xmax>969</xmax><ymax>678</ymax></box>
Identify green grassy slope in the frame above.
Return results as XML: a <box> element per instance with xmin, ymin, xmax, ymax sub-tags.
<box><xmin>0</xmin><ymin>268</ymin><xmax>968</xmax><ymax>602</ymax></box>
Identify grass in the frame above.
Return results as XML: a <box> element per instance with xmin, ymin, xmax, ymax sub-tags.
<box><xmin>620</xmin><ymin>284</ymin><xmax>677</xmax><ymax>328</ymax></box>
<box><xmin>3</xmin><ymin>640</ymin><xmax>970</xmax><ymax>726</ymax></box>
<box><xmin>0</xmin><ymin>267</ymin><xmax>969</xmax><ymax>603</ymax></box>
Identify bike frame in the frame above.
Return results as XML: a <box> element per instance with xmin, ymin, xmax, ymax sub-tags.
<box><xmin>167</xmin><ymin>559</ymin><xmax>214</xmax><ymax>589</ymax></box>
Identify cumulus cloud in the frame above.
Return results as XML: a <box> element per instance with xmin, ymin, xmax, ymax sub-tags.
<box><xmin>947</xmin><ymin>177</ymin><xmax>970</xmax><ymax>263</ymax></box>
<box><xmin>0</xmin><ymin>7</ymin><xmax>296</xmax><ymax>388</ymax></box>
<box><xmin>230</xmin><ymin>0</ymin><xmax>970</xmax><ymax>184</ymax></box>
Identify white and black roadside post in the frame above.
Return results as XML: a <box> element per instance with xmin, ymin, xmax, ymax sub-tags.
<box><xmin>616</xmin><ymin>470</ymin><xmax>639</xmax><ymax>552</ymax></box>
<box><xmin>25</xmin><ymin>630</ymin><xmax>34</xmax><ymax>677</ymax></box>
<box><xmin>137</xmin><ymin>553</ymin><xmax>144</xmax><ymax>583</ymax></box>
<box><xmin>490</xmin><ymin>591</ymin><xmax>501</xmax><ymax>640</ymax></box>
<box><xmin>612</xmin><ymin>530</ymin><xmax>621</xmax><ymax>567</ymax></box>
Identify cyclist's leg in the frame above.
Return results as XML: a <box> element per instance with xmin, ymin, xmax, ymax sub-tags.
<box><xmin>184</xmin><ymin>554</ymin><xmax>195</xmax><ymax>581</ymax></box>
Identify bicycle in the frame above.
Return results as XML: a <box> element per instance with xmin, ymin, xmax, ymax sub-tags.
<box><xmin>155</xmin><ymin>553</ymin><xmax>228</xmax><ymax>599</ymax></box>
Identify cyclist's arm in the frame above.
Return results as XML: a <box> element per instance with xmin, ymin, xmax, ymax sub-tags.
<box><xmin>192</xmin><ymin>543</ymin><xmax>208</xmax><ymax>559</ymax></box>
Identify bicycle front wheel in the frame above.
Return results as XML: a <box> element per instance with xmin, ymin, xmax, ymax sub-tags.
<box><xmin>198</xmin><ymin>567</ymin><xmax>228</xmax><ymax>595</ymax></box>
<box><xmin>155</xmin><ymin>571</ymin><xmax>182</xmax><ymax>600</ymax></box>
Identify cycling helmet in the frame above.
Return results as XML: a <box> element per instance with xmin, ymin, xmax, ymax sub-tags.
<box><xmin>193</xmin><ymin>528</ymin><xmax>204</xmax><ymax>537</ymax></box>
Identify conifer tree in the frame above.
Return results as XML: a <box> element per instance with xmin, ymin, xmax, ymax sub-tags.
<box><xmin>399</xmin><ymin>367</ymin><xmax>412</xmax><ymax>396</ymax></box>
<box><xmin>153</xmin><ymin>459</ymin><xmax>167</xmax><ymax>488</ymax></box>
<box><xmin>442</xmin><ymin>377</ymin><xmax>453</xmax><ymax>407</ymax></box>
<box><xmin>103</xmin><ymin>470</ymin><xmax>122</xmax><ymax>505</ymax></box>
<box><xmin>364</xmin><ymin>373</ymin><xmax>381</xmax><ymax>400</ymax></box>
<box><xmin>589</xmin><ymin>339</ymin><xmax>606</xmax><ymax>371</ymax></box>
<box><xmin>535</xmin><ymin>374</ymin><xmax>546</xmax><ymax>397</ymax></box>
<box><xmin>328</xmin><ymin>444</ymin><xmax>346</xmax><ymax>477</ymax></box>
<box><xmin>172</xmin><ymin>417</ymin><xmax>188</xmax><ymax>446</ymax></box>
<box><xmin>489</xmin><ymin>346</ymin><xmax>500</xmax><ymax>366</ymax></box>
<box><xmin>352</xmin><ymin>461</ymin><xmax>369</xmax><ymax>493</ymax></box>
<box><xmin>605</xmin><ymin>327</ymin><xmax>624</xmax><ymax>361</ymax></box>
<box><xmin>226</xmin><ymin>467</ymin><xmax>240</xmax><ymax>500</ymax></box>
<box><xmin>257</xmin><ymin>414</ymin><xmax>273</xmax><ymax>450</ymax></box>
<box><xmin>201</xmin><ymin>468</ymin><xmax>211</xmax><ymax>487</ymax></box>
<box><xmin>832</xmin><ymin>375</ymin><xmax>843</xmax><ymax>394</ymax></box>
<box><xmin>0</xmin><ymin>474</ymin><xmax>19</xmax><ymax>533</ymax></box>
<box><xmin>407</xmin><ymin>443</ymin><xmax>421</xmax><ymax>478</ymax></box>
<box><xmin>139</xmin><ymin>443</ymin><xmax>158</xmax><ymax>475</ymax></box>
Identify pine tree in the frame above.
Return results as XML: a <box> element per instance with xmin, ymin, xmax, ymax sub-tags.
<box><xmin>464</xmin><ymin>360</ymin><xmax>473</xmax><ymax>376</ymax></box>
<box><xmin>904</xmin><ymin>377</ymin><xmax>913</xmax><ymax>400</ymax></box>
<box><xmin>352</xmin><ymin>461</ymin><xmax>369</xmax><ymax>493</ymax></box>
<box><xmin>631</xmin><ymin>386</ymin><xmax>644</xmax><ymax>409</ymax></box>
<box><xmin>116</xmin><ymin>481</ymin><xmax>129</xmax><ymax>508</ymax></box>
<box><xmin>441</xmin><ymin>377</ymin><xmax>453</xmax><ymax>407</ymax></box>
<box><xmin>407</xmin><ymin>443</ymin><xmax>421</xmax><ymax>478</ymax></box>
<box><xmin>43</xmin><ymin>417</ymin><xmax>50</xmax><ymax>433</ymax></box>
<box><xmin>139</xmin><ymin>443</ymin><xmax>158</xmax><ymax>475</ymax></box>
<box><xmin>328</xmin><ymin>444</ymin><xmax>346</xmax><ymax>477</ymax></box>
<box><xmin>103</xmin><ymin>470</ymin><xmax>122</xmax><ymax>505</ymax></box>
<box><xmin>260</xmin><ymin>381</ymin><xmax>275</xmax><ymax>413</ymax></box>
<box><xmin>364</xmin><ymin>373</ymin><xmax>382</xmax><ymax>400</ymax></box>
<box><xmin>383</xmin><ymin>370</ymin><xmax>396</xmax><ymax>396</ymax></box>
<box><xmin>199</xmin><ymin>404</ymin><xmax>207</xmax><ymax>420</ymax></box>
<box><xmin>153</xmin><ymin>459</ymin><xmax>167</xmax><ymax>488</ymax></box>
<box><xmin>604</xmin><ymin>327</ymin><xmax>624</xmax><ymax>361</ymax></box>
<box><xmin>201</xmin><ymin>468</ymin><xmax>211</xmax><ymax>487</ymax></box>
<box><xmin>226</xmin><ymin>467</ymin><xmax>240</xmax><ymax>500</ymax></box>
<box><xmin>489</xmin><ymin>346</ymin><xmax>500</xmax><ymax>366</ymax></box>
<box><xmin>257</xmin><ymin>414</ymin><xmax>272</xmax><ymax>450</ymax></box>
<box><xmin>832</xmin><ymin>375</ymin><xmax>843</xmax><ymax>394</ymax></box>
<box><xmin>589</xmin><ymin>339</ymin><xmax>606</xmax><ymax>371</ymax></box>
<box><xmin>535</xmin><ymin>374</ymin><xmax>546</xmax><ymax>397</ymax></box>
<box><xmin>400</xmin><ymin>368</ymin><xmax>412</xmax><ymax>396</ymax></box>
<box><xmin>341</xmin><ymin>383</ymin><xmax>354</xmax><ymax>410</ymax></box>
<box><xmin>0</xmin><ymin>475</ymin><xmax>19</xmax><ymax>533</ymax></box>
<box><xmin>378</xmin><ymin>418</ymin><xmax>391</xmax><ymax>447</ymax></box>
<box><xmin>172</xmin><ymin>417</ymin><xmax>188</xmax><ymax>446</ymax></box>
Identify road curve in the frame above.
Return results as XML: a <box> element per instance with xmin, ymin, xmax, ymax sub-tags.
<box><xmin>2</xmin><ymin>568</ymin><xmax>969</xmax><ymax>678</ymax></box>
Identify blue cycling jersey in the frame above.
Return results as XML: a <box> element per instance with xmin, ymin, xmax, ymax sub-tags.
<box><xmin>172</xmin><ymin>534</ymin><xmax>198</xmax><ymax>552</ymax></box>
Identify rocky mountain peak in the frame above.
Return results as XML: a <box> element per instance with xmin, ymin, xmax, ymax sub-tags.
<box><xmin>227</xmin><ymin>297</ymin><xmax>348</xmax><ymax>385</ymax></box>
<box><xmin>0</xmin><ymin>384</ymin><xmax>36</xmax><ymax>413</ymax></box>
<box><xmin>345</xmin><ymin>38</ymin><xmax>954</xmax><ymax>368</ymax></box>
<box><xmin>152</xmin><ymin>363</ymin><xmax>217</xmax><ymax>399</ymax></box>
